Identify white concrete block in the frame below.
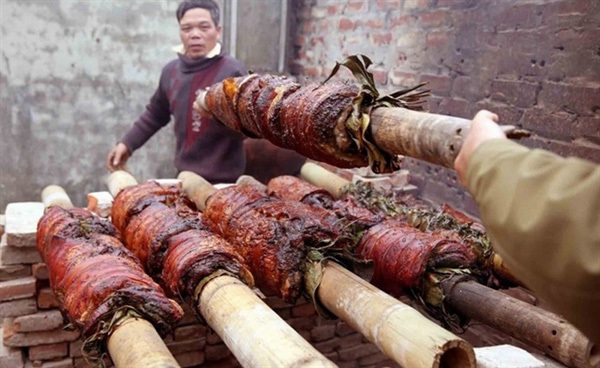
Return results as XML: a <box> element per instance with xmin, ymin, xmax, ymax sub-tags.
<box><xmin>4</xmin><ymin>202</ymin><xmax>44</xmax><ymax>248</ymax></box>
<box><xmin>475</xmin><ymin>345</ymin><xmax>544</xmax><ymax>368</ymax></box>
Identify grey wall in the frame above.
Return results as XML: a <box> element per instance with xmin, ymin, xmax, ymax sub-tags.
<box><xmin>0</xmin><ymin>0</ymin><xmax>287</xmax><ymax>210</ymax></box>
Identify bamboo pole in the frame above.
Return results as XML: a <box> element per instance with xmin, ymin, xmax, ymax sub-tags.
<box><xmin>41</xmin><ymin>185</ymin><xmax>180</xmax><ymax>368</ymax></box>
<box><xmin>300</xmin><ymin>163</ymin><xmax>348</xmax><ymax>199</ymax></box>
<box><xmin>107</xmin><ymin>318</ymin><xmax>180</xmax><ymax>368</ymax></box>
<box><xmin>299</xmin><ymin>164</ymin><xmax>599</xmax><ymax>368</ymax></box>
<box><xmin>179</xmin><ymin>171</ymin><xmax>476</xmax><ymax>368</ymax></box>
<box><xmin>236</xmin><ymin>175</ymin><xmax>267</xmax><ymax>191</ymax></box>
<box><xmin>109</xmin><ymin>171</ymin><xmax>336</xmax><ymax>368</ymax></box>
<box><xmin>198</xmin><ymin>275</ymin><xmax>337</xmax><ymax>368</ymax></box>
<box><xmin>369</xmin><ymin>107</ymin><xmax>528</xmax><ymax>169</ymax></box>
<box><xmin>320</xmin><ymin>262</ymin><xmax>475</xmax><ymax>368</ymax></box>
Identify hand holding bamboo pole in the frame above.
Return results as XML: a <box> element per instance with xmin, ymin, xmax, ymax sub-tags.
<box><xmin>299</xmin><ymin>164</ymin><xmax>599</xmax><ymax>368</ymax></box>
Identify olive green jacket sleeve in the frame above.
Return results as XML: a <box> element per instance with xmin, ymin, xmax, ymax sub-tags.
<box><xmin>466</xmin><ymin>139</ymin><xmax>600</xmax><ymax>344</ymax></box>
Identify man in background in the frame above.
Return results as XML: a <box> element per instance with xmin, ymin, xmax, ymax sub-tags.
<box><xmin>106</xmin><ymin>0</ymin><xmax>247</xmax><ymax>184</ymax></box>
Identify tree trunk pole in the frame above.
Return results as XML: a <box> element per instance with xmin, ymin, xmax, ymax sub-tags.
<box><xmin>369</xmin><ymin>107</ymin><xmax>527</xmax><ymax>169</ymax></box>
<box><xmin>442</xmin><ymin>278</ymin><xmax>598</xmax><ymax>368</ymax></box>
<box><xmin>41</xmin><ymin>185</ymin><xmax>181</xmax><ymax>368</ymax></box>
<box><xmin>319</xmin><ymin>262</ymin><xmax>475</xmax><ymax>368</ymax></box>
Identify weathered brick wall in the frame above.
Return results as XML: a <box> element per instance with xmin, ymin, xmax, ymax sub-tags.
<box><xmin>290</xmin><ymin>0</ymin><xmax>600</xmax><ymax>215</ymax></box>
<box><xmin>0</xmin><ymin>203</ymin><xmax>397</xmax><ymax>368</ymax></box>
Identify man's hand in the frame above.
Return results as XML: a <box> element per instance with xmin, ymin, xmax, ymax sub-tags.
<box><xmin>106</xmin><ymin>142</ymin><xmax>131</xmax><ymax>172</ymax></box>
<box><xmin>454</xmin><ymin>110</ymin><xmax>506</xmax><ymax>186</ymax></box>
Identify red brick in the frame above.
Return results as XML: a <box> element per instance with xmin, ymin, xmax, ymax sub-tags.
<box><xmin>29</xmin><ymin>343</ymin><xmax>68</xmax><ymax>361</ymax></box>
<box><xmin>31</xmin><ymin>263</ymin><xmax>48</xmax><ymax>280</ymax></box>
<box><xmin>0</xmin><ymin>277</ymin><xmax>36</xmax><ymax>302</ymax></box>
<box><xmin>0</xmin><ymin>328</ymin><xmax>24</xmax><ymax>367</ymax></box>
<box><xmin>438</xmin><ymin>98</ymin><xmax>470</xmax><ymax>118</ymax></box>
<box><xmin>12</xmin><ymin>310</ymin><xmax>64</xmax><ymax>332</ymax></box>
<box><xmin>336</xmin><ymin>321</ymin><xmax>357</xmax><ymax>337</ymax></box>
<box><xmin>0</xmin><ymin>215</ymin><xmax>4</xmax><ymax>238</ymax></box>
<box><xmin>310</xmin><ymin>324</ymin><xmax>336</xmax><ymax>342</ymax></box>
<box><xmin>520</xmin><ymin>108</ymin><xmax>577</xmax><ymax>140</ymax></box>
<box><xmin>327</xmin><ymin>4</ymin><xmax>343</xmax><ymax>15</ymax></box>
<box><xmin>69</xmin><ymin>339</ymin><xmax>83</xmax><ymax>358</ymax></box>
<box><xmin>314</xmin><ymin>333</ymin><xmax>363</xmax><ymax>353</ymax></box>
<box><xmin>491</xmin><ymin>79</ymin><xmax>539</xmax><ymax>108</ymax></box>
<box><xmin>419</xmin><ymin>74</ymin><xmax>452</xmax><ymax>95</ymax></box>
<box><xmin>287</xmin><ymin>317</ymin><xmax>314</xmax><ymax>332</ymax></box>
<box><xmin>452</xmin><ymin>76</ymin><xmax>487</xmax><ymax>102</ymax></box>
<box><xmin>167</xmin><ymin>337</ymin><xmax>206</xmax><ymax>355</ymax></box>
<box><xmin>365</xmin><ymin>19</ymin><xmax>384</xmax><ymax>29</ymax></box>
<box><xmin>375</xmin><ymin>0</ymin><xmax>401</xmax><ymax>11</ymax></box>
<box><xmin>175</xmin><ymin>351</ymin><xmax>204</xmax><ymax>368</ymax></box>
<box><xmin>371</xmin><ymin>32</ymin><xmax>392</xmax><ymax>46</ymax></box>
<box><xmin>176</xmin><ymin>304</ymin><xmax>199</xmax><ymax>326</ymax></box>
<box><xmin>204</xmin><ymin>343</ymin><xmax>231</xmax><ymax>361</ymax></box>
<box><xmin>420</xmin><ymin>10</ymin><xmax>446</xmax><ymax>26</ymax></box>
<box><xmin>174</xmin><ymin>324</ymin><xmax>206</xmax><ymax>341</ymax></box>
<box><xmin>0</xmin><ymin>262</ymin><xmax>31</xmax><ymax>282</ymax></box>
<box><xmin>291</xmin><ymin>302</ymin><xmax>316</xmax><ymax>317</ymax></box>
<box><xmin>346</xmin><ymin>1</ymin><xmax>367</xmax><ymax>13</ymax></box>
<box><xmin>338</xmin><ymin>18</ymin><xmax>356</xmax><ymax>31</ymax></box>
<box><xmin>3</xmin><ymin>323</ymin><xmax>79</xmax><ymax>347</ymax></box>
<box><xmin>206</xmin><ymin>330</ymin><xmax>222</xmax><ymax>345</ymax></box>
<box><xmin>0</xmin><ymin>298</ymin><xmax>37</xmax><ymax>318</ymax></box>
<box><xmin>371</xmin><ymin>69</ymin><xmax>388</xmax><ymax>85</ymax></box>
<box><xmin>538</xmin><ymin>81</ymin><xmax>600</xmax><ymax>116</ymax></box>
<box><xmin>37</xmin><ymin>288</ymin><xmax>60</xmax><ymax>309</ymax></box>
<box><xmin>426</xmin><ymin>32</ymin><xmax>450</xmax><ymax>48</ymax></box>
<box><xmin>358</xmin><ymin>351</ymin><xmax>392</xmax><ymax>365</ymax></box>
<box><xmin>488</xmin><ymin>3</ymin><xmax>541</xmax><ymax>31</ymax></box>
<box><xmin>389</xmin><ymin>70</ymin><xmax>418</xmax><ymax>87</ymax></box>
<box><xmin>338</xmin><ymin>343</ymin><xmax>381</xmax><ymax>361</ymax></box>
<box><xmin>264</xmin><ymin>296</ymin><xmax>293</xmax><ymax>310</ymax></box>
<box><xmin>404</xmin><ymin>0</ymin><xmax>429</xmax><ymax>11</ymax></box>
<box><xmin>304</xmin><ymin>66</ymin><xmax>322</xmax><ymax>78</ymax></box>
<box><xmin>39</xmin><ymin>358</ymin><xmax>73</xmax><ymax>368</ymax></box>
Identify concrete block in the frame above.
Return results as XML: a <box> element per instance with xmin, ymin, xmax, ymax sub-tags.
<box><xmin>0</xmin><ymin>327</ymin><xmax>25</xmax><ymax>368</ymax></box>
<box><xmin>1</xmin><ymin>235</ymin><xmax>42</xmax><ymax>265</ymax></box>
<box><xmin>0</xmin><ymin>298</ymin><xmax>38</xmax><ymax>318</ymax></box>
<box><xmin>0</xmin><ymin>260</ymin><xmax>31</xmax><ymax>281</ymax></box>
<box><xmin>86</xmin><ymin>192</ymin><xmax>113</xmax><ymax>218</ymax></box>
<box><xmin>4</xmin><ymin>203</ymin><xmax>44</xmax><ymax>248</ymax></box>
<box><xmin>0</xmin><ymin>214</ymin><xmax>4</xmax><ymax>237</ymax></box>
<box><xmin>352</xmin><ymin>175</ymin><xmax>393</xmax><ymax>193</ymax></box>
<box><xmin>13</xmin><ymin>310</ymin><xmax>64</xmax><ymax>332</ymax></box>
<box><xmin>29</xmin><ymin>342</ymin><xmax>68</xmax><ymax>361</ymax></box>
<box><xmin>0</xmin><ymin>277</ymin><xmax>37</xmax><ymax>302</ymax></box>
<box><xmin>475</xmin><ymin>345</ymin><xmax>544</xmax><ymax>367</ymax></box>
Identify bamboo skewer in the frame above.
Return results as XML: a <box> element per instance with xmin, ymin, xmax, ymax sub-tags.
<box><xmin>179</xmin><ymin>171</ymin><xmax>476</xmax><ymax>368</ymax></box>
<box><xmin>299</xmin><ymin>163</ymin><xmax>599</xmax><ymax>368</ymax></box>
<box><xmin>107</xmin><ymin>171</ymin><xmax>336</xmax><ymax>368</ymax></box>
<box><xmin>41</xmin><ymin>185</ymin><xmax>181</xmax><ymax>368</ymax></box>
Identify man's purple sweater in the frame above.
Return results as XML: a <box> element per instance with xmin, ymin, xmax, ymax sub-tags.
<box><xmin>121</xmin><ymin>50</ymin><xmax>247</xmax><ymax>183</ymax></box>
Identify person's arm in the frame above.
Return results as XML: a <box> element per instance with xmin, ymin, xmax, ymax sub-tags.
<box><xmin>106</xmin><ymin>72</ymin><xmax>172</xmax><ymax>172</ymax></box>
<box><xmin>455</xmin><ymin>110</ymin><xmax>600</xmax><ymax>343</ymax></box>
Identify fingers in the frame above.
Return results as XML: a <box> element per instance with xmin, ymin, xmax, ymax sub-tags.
<box><xmin>106</xmin><ymin>144</ymin><xmax>130</xmax><ymax>172</ymax></box>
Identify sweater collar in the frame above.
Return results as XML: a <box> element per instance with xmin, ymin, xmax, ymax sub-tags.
<box><xmin>174</xmin><ymin>43</ymin><xmax>224</xmax><ymax>73</ymax></box>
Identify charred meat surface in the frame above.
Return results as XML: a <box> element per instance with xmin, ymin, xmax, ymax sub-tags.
<box><xmin>111</xmin><ymin>181</ymin><xmax>254</xmax><ymax>300</ymax></box>
<box><xmin>206</xmin><ymin>75</ymin><xmax>368</xmax><ymax>168</ymax></box>
<box><xmin>36</xmin><ymin>206</ymin><xmax>183</xmax><ymax>337</ymax></box>
<box><xmin>203</xmin><ymin>184</ymin><xmax>345</xmax><ymax>302</ymax></box>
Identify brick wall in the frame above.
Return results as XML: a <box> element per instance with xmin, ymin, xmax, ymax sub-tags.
<box><xmin>290</xmin><ymin>0</ymin><xmax>600</xmax><ymax>215</ymax></box>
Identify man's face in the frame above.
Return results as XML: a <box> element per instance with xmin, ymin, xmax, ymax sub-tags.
<box><xmin>179</xmin><ymin>8</ymin><xmax>221</xmax><ymax>59</ymax></box>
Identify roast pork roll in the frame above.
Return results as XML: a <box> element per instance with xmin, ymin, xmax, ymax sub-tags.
<box><xmin>36</xmin><ymin>206</ymin><xmax>183</xmax><ymax>337</ymax></box>
<box><xmin>357</xmin><ymin>220</ymin><xmax>478</xmax><ymax>297</ymax></box>
<box><xmin>205</xmin><ymin>75</ymin><xmax>368</xmax><ymax>168</ymax></box>
<box><xmin>203</xmin><ymin>184</ymin><xmax>345</xmax><ymax>302</ymax></box>
<box><xmin>111</xmin><ymin>181</ymin><xmax>254</xmax><ymax>299</ymax></box>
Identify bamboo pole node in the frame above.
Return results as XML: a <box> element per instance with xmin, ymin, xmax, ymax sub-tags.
<box><xmin>41</xmin><ymin>185</ymin><xmax>74</xmax><ymax>209</ymax></box>
<box><xmin>107</xmin><ymin>170</ymin><xmax>138</xmax><ymax>197</ymax></box>
<box><xmin>300</xmin><ymin>162</ymin><xmax>350</xmax><ymax>199</ymax></box>
<box><xmin>177</xmin><ymin>171</ymin><xmax>216</xmax><ymax>210</ymax></box>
